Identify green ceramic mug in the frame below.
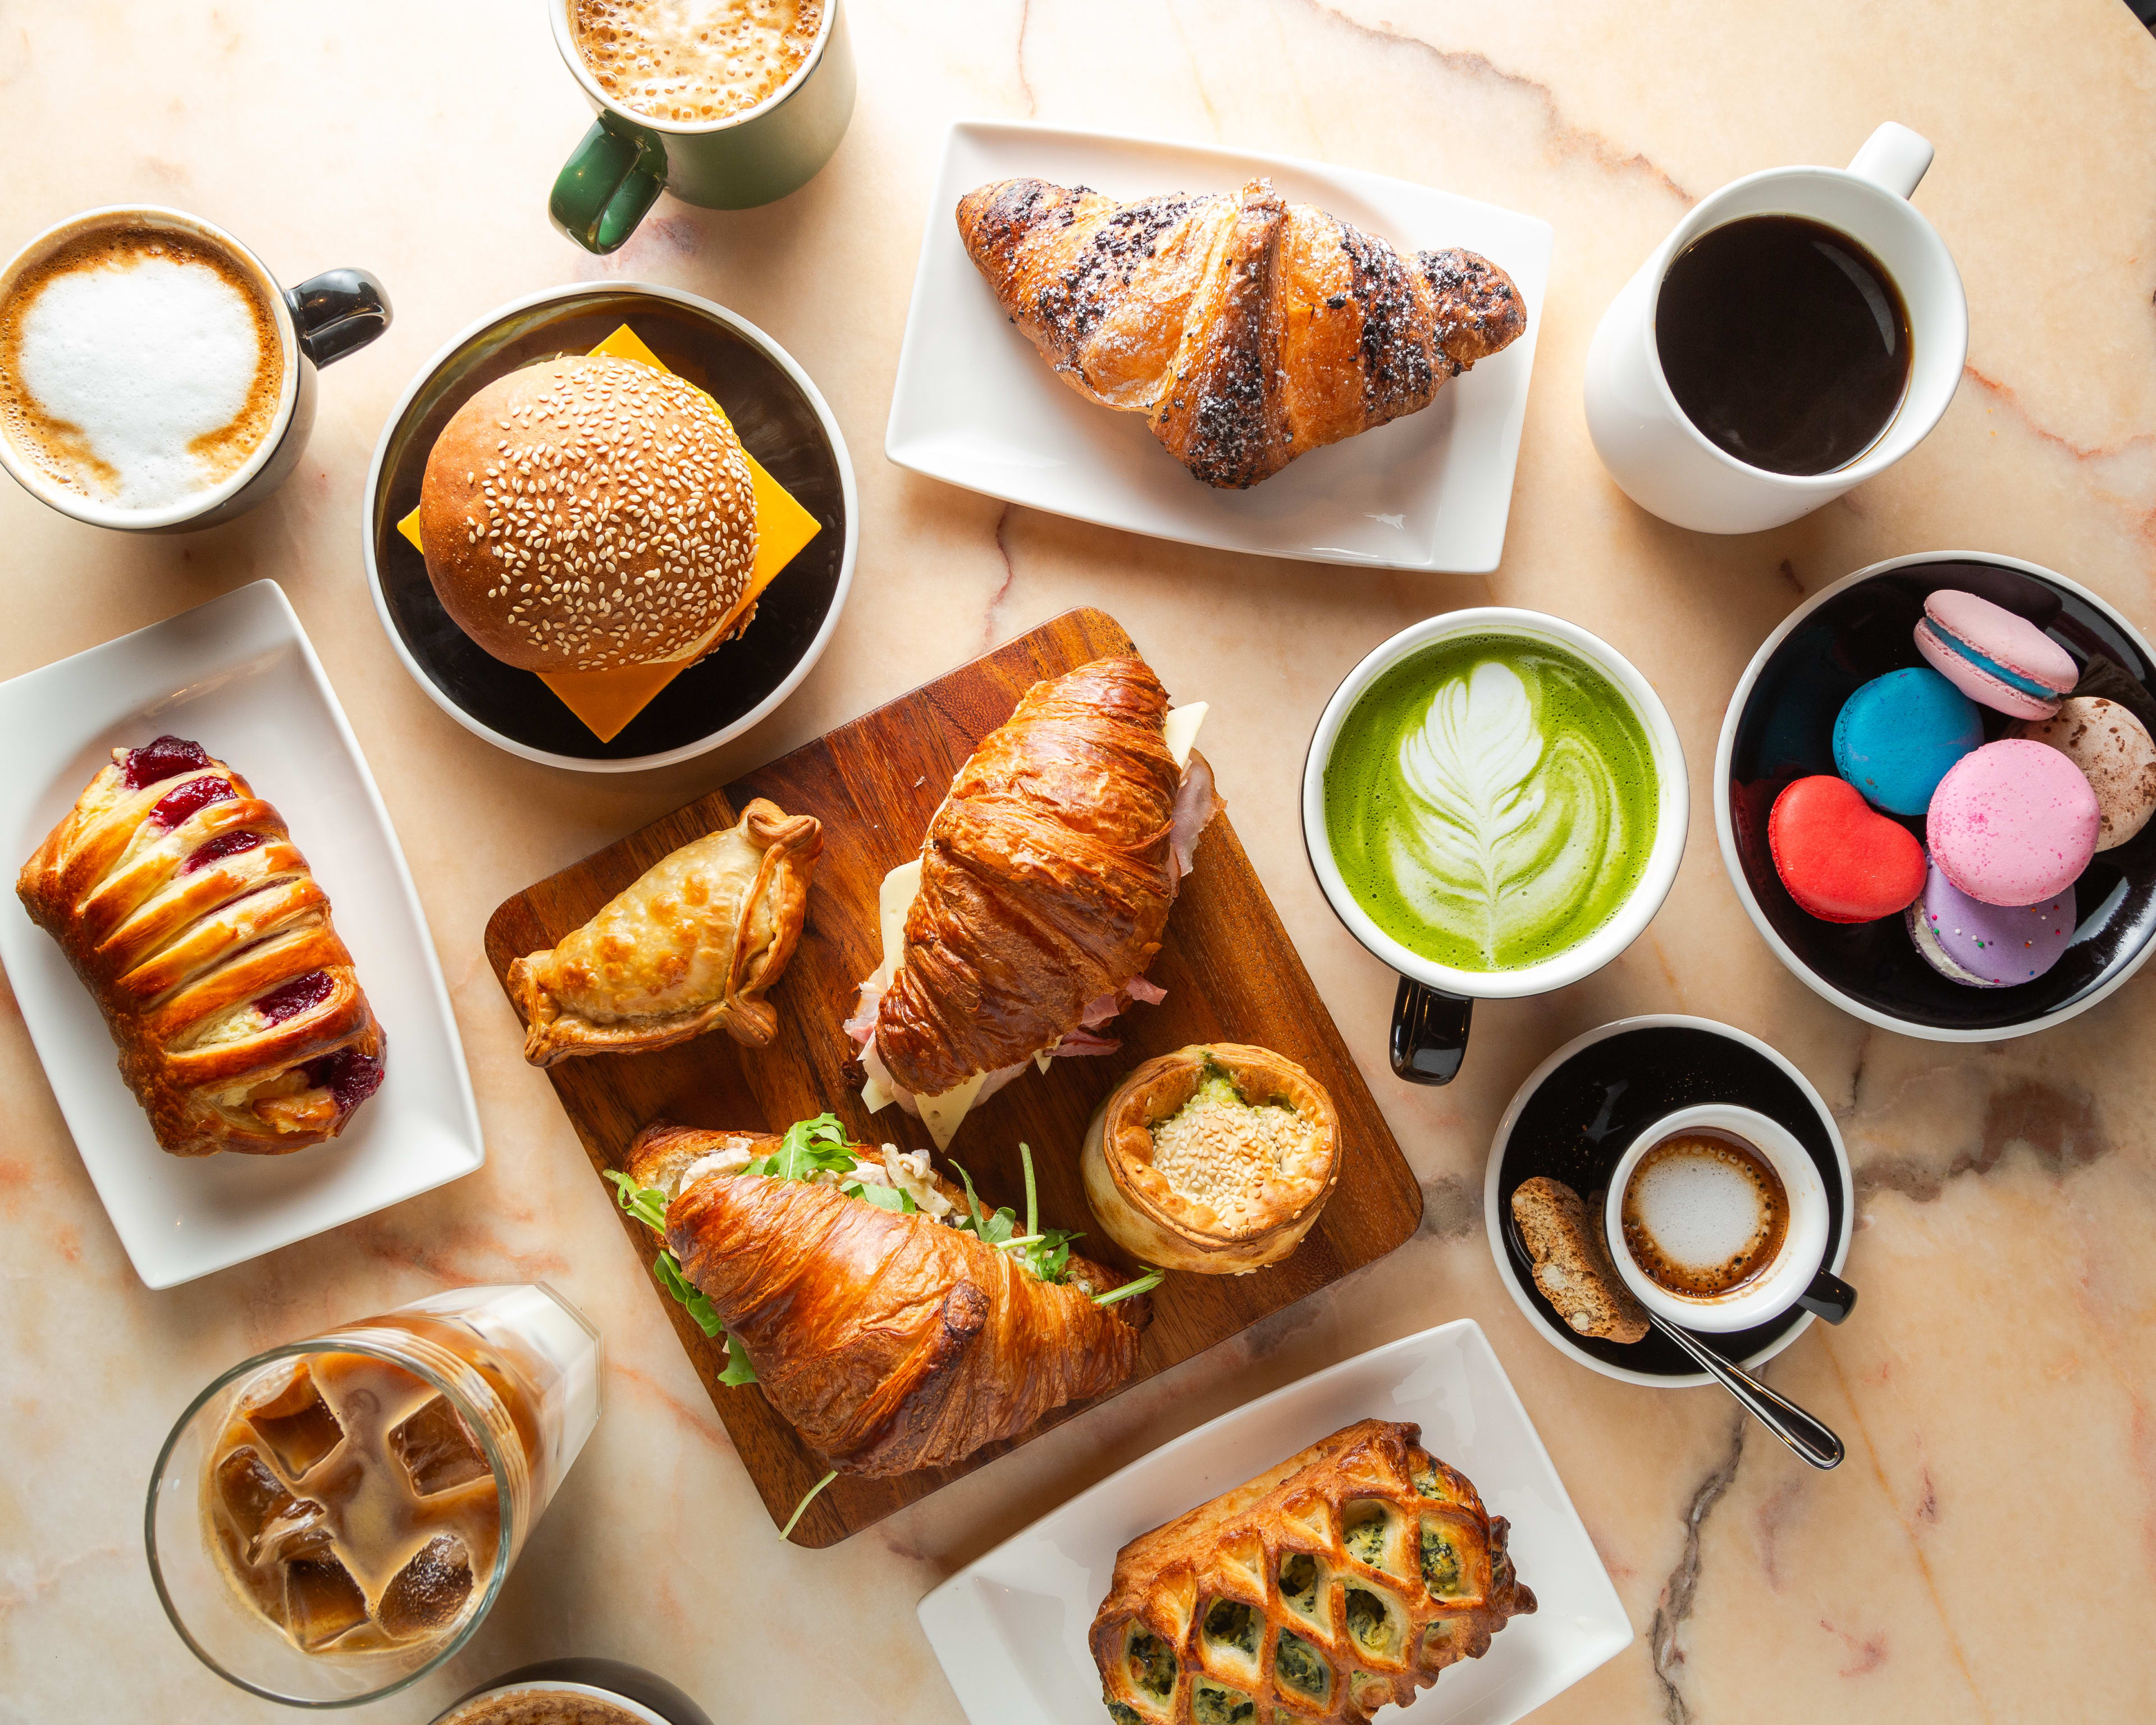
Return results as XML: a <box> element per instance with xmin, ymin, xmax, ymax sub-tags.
<box><xmin>547</xmin><ymin>0</ymin><xmax>856</xmax><ymax>255</ymax></box>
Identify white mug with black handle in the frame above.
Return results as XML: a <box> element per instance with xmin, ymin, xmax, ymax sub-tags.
<box><xmin>1583</xmin><ymin>122</ymin><xmax>1966</xmax><ymax>535</ymax></box>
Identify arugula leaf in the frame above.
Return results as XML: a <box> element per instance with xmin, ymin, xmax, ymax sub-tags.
<box><xmin>718</xmin><ymin>1332</ymin><xmax>759</xmax><ymax>1386</ymax></box>
<box><xmin>602</xmin><ymin>1169</ymin><xmax>756</xmax><ymax>1380</ymax></box>
<box><xmin>604</xmin><ymin>1168</ymin><xmax>670</xmax><ymax>1233</ymax></box>
<box><xmin>847</xmin><ymin>1180</ymin><xmax>915</xmax><ymax>1213</ymax></box>
<box><xmin>650</xmin><ymin>1249</ymin><xmax>725</xmax><ymax>1337</ymax></box>
<box><xmin>949</xmin><ymin>1145</ymin><xmax>1085</xmax><ymax>1286</ymax></box>
<box><xmin>1093</xmin><ymin>1267</ymin><xmax>1164</xmax><ymax>1308</ymax></box>
<box><xmin>747</xmin><ymin>1112</ymin><xmax>856</xmax><ymax>1183</ymax></box>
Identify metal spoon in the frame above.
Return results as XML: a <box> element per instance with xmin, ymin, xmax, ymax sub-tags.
<box><xmin>1644</xmin><ymin>1311</ymin><xmax>1844</xmax><ymax>1470</ymax></box>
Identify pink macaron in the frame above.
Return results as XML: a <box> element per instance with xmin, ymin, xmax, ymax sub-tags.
<box><xmin>1926</xmin><ymin>739</ymin><xmax>2100</xmax><ymax>906</ymax></box>
<box><xmin>1913</xmin><ymin>590</ymin><xmax>2079</xmax><ymax>720</ymax></box>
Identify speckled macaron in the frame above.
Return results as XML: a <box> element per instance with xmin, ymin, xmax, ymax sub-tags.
<box><xmin>1913</xmin><ymin>589</ymin><xmax>2079</xmax><ymax>720</ymax></box>
<box><xmin>1831</xmin><ymin>667</ymin><xmax>1984</xmax><ymax>815</ymax></box>
<box><xmin>2009</xmin><ymin>696</ymin><xmax>2156</xmax><ymax>850</ymax></box>
<box><xmin>1769</xmin><ymin>775</ymin><xmax>1927</xmax><ymax>923</ymax></box>
<box><xmin>1926</xmin><ymin>739</ymin><xmax>2100</xmax><ymax>906</ymax></box>
<box><xmin>1906</xmin><ymin>858</ymin><xmax>2074</xmax><ymax>988</ymax></box>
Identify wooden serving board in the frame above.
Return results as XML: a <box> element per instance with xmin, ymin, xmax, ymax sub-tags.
<box><xmin>483</xmin><ymin>607</ymin><xmax>1422</xmax><ymax>1545</ymax></box>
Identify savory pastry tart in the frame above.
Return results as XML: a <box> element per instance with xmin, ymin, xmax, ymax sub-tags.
<box><xmin>957</xmin><ymin>176</ymin><xmax>1527</xmax><ymax>488</ymax></box>
<box><xmin>617</xmin><ymin>1115</ymin><xmax>1154</xmax><ymax>1476</ymax></box>
<box><xmin>1082</xmin><ymin>1044</ymin><xmax>1340</xmax><ymax>1275</ymax></box>
<box><xmin>845</xmin><ymin>656</ymin><xmax>1218</xmax><ymax>1147</ymax></box>
<box><xmin>1090</xmin><ymin>1420</ymin><xmax>1534</xmax><ymax>1724</ymax></box>
<box><xmin>16</xmin><ymin>735</ymin><xmax>385</xmax><ymax>1157</ymax></box>
<box><xmin>508</xmin><ymin>799</ymin><xmax>820</xmax><ymax>1065</ymax></box>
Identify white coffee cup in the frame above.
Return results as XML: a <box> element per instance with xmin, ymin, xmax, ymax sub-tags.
<box><xmin>1604</xmin><ymin>1103</ymin><xmax>1835</xmax><ymax>1334</ymax></box>
<box><xmin>1583</xmin><ymin>122</ymin><xmax>1966</xmax><ymax>535</ymax></box>
<box><xmin>1301</xmin><ymin>606</ymin><xmax>1688</xmax><ymax>1084</ymax></box>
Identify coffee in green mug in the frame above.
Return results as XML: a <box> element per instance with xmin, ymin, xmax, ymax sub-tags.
<box><xmin>1322</xmin><ymin>634</ymin><xmax>1659</xmax><ymax>972</ymax></box>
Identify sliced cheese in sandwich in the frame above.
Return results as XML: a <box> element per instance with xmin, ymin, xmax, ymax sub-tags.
<box><xmin>857</xmin><ymin>704</ymin><xmax>1207</xmax><ymax>1148</ymax></box>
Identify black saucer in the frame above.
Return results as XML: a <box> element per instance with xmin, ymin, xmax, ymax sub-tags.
<box><xmin>364</xmin><ymin>286</ymin><xmax>852</xmax><ymax>766</ymax></box>
<box><xmin>1484</xmin><ymin>1016</ymin><xmax>1852</xmax><ymax>1384</ymax></box>
<box><xmin>1720</xmin><ymin>555</ymin><xmax>2156</xmax><ymax>1034</ymax></box>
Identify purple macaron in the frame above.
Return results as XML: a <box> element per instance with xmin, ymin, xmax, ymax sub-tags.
<box><xmin>1914</xmin><ymin>590</ymin><xmax>2078</xmax><ymax>720</ymax></box>
<box><xmin>1927</xmin><ymin>739</ymin><xmax>2100</xmax><ymax>905</ymax></box>
<box><xmin>1907</xmin><ymin>859</ymin><xmax>2073</xmax><ymax>987</ymax></box>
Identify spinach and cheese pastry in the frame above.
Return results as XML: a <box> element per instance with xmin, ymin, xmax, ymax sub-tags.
<box><xmin>1090</xmin><ymin>1420</ymin><xmax>1534</xmax><ymax>1724</ymax></box>
<box><xmin>1082</xmin><ymin>1043</ymin><xmax>1340</xmax><ymax>1275</ymax></box>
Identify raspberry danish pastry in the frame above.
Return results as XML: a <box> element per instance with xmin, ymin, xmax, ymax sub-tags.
<box><xmin>17</xmin><ymin>735</ymin><xmax>385</xmax><ymax>1157</ymax></box>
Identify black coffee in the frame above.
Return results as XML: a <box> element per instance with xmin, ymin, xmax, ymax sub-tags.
<box><xmin>1655</xmin><ymin>215</ymin><xmax>1910</xmax><ymax>477</ymax></box>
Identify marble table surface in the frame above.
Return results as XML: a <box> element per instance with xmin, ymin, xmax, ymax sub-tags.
<box><xmin>4</xmin><ymin>3</ymin><xmax>2154</xmax><ymax>1721</ymax></box>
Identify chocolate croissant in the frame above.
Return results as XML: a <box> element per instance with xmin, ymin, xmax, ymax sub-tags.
<box><xmin>870</xmin><ymin>657</ymin><xmax>1191</xmax><ymax>1099</ymax></box>
<box><xmin>17</xmin><ymin>736</ymin><xmax>384</xmax><ymax>1157</ymax></box>
<box><xmin>629</xmin><ymin>1120</ymin><xmax>1150</xmax><ymax>1476</ymax></box>
<box><xmin>957</xmin><ymin>176</ymin><xmax>1528</xmax><ymax>488</ymax></box>
<box><xmin>509</xmin><ymin>800</ymin><xmax>821</xmax><ymax>1066</ymax></box>
<box><xmin>1091</xmin><ymin>1420</ymin><xmax>1534</xmax><ymax>1724</ymax></box>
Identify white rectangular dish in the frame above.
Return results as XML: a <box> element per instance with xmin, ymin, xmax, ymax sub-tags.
<box><xmin>887</xmin><ymin>120</ymin><xmax>1553</xmax><ymax>572</ymax></box>
<box><xmin>917</xmin><ymin>1318</ymin><xmax>1630</xmax><ymax>1725</ymax></box>
<box><xmin>0</xmin><ymin>580</ymin><xmax>483</xmax><ymax>1288</ymax></box>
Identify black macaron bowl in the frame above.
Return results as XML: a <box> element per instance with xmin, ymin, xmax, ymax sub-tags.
<box><xmin>1715</xmin><ymin>550</ymin><xmax>2156</xmax><ymax>1039</ymax></box>
<box><xmin>360</xmin><ymin>284</ymin><xmax>856</xmax><ymax>772</ymax></box>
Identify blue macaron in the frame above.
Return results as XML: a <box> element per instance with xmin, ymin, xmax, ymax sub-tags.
<box><xmin>1832</xmin><ymin>667</ymin><xmax>1984</xmax><ymax>816</ymax></box>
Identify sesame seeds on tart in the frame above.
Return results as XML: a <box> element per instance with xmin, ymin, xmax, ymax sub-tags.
<box><xmin>417</xmin><ymin>354</ymin><xmax>760</xmax><ymax>674</ymax></box>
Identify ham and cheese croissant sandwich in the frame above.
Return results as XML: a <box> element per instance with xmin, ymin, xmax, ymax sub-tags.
<box><xmin>843</xmin><ymin>656</ymin><xmax>1219</xmax><ymax>1148</ymax></box>
<box><xmin>615</xmin><ymin>1115</ymin><xmax>1154</xmax><ymax>1478</ymax></box>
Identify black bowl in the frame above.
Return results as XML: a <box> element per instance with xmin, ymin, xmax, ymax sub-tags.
<box><xmin>362</xmin><ymin>284</ymin><xmax>855</xmax><ymax>770</ymax></box>
<box><xmin>1715</xmin><ymin>552</ymin><xmax>2156</xmax><ymax>1038</ymax></box>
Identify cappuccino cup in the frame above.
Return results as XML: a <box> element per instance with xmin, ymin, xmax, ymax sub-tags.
<box><xmin>1301</xmin><ymin>608</ymin><xmax>1689</xmax><ymax>1085</ymax></box>
<box><xmin>0</xmin><ymin>206</ymin><xmax>389</xmax><ymax>533</ymax></box>
<box><xmin>549</xmin><ymin>0</ymin><xmax>856</xmax><ymax>255</ymax></box>
<box><xmin>1605</xmin><ymin>1103</ymin><xmax>1856</xmax><ymax>1334</ymax></box>
<box><xmin>1583</xmin><ymin>122</ymin><xmax>1966</xmax><ymax>534</ymax></box>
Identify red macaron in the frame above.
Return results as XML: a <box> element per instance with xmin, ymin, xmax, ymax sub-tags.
<box><xmin>1769</xmin><ymin>775</ymin><xmax>1927</xmax><ymax>923</ymax></box>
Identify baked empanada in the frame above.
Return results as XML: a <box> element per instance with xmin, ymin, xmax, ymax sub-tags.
<box><xmin>1091</xmin><ymin>1419</ymin><xmax>1534</xmax><ymax>1724</ymax></box>
<box><xmin>509</xmin><ymin>799</ymin><xmax>821</xmax><ymax>1065</ymax></box>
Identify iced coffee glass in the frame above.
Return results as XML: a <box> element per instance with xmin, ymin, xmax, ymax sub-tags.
<box><xmin>145</xmin><ymin>1284</ymin><xmax>602</xmax><ymax>1706</ymax></box>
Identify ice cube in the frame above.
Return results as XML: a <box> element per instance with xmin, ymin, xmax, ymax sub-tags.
<box><xmin>243</xmin><ymin>1362</ymin><xmax>345</xmax><ymax>1480</ymax></box>
<box><xmin>214</xmin><ymin>1446</ymin><xmax>296</xmax><ymax>1542</ymax></box>
<box><xmin>375</xmin><ymin>1533</ymin><xmax>473</xmax><ymax>1643</ymax></box>
<box><xmin>389</xmin><ymin>1395</ymin><xmax>490</xmax><ymax>1496</ymax></box>
<box><xmin>280</xmin><ymin>1539</ymin><xmax>369</xmax><ymax>1651</ymax></box>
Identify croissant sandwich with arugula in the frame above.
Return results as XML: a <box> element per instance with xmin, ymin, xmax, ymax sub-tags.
<box><xmin>607</xmin><ymin>1114</ymin><xmax>1157</xmax><ymax>1490</ymax></box>
<box><xmin>843</xmin><ymin>656</ymin><xmax>1219</xmax><ymax>1149</ymax></box>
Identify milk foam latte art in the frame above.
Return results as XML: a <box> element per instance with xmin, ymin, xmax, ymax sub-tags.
<box><xmin>1323</xmin><ymin>636</ymin><xmax>1659</xmax><ymax>971</ymax></box>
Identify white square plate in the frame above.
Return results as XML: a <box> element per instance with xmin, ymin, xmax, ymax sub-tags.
<box><xmin>0</xmin><ymin>580</ymin><xmax>483</xmax><ymax>1288</ymax></box>
<box><xmin>917</xmin><ymin>1320</ymin><xmax>1630</xmax><ymax>1725</ymax></box>
<box><xmin>887</xmin><ymin>121</ymin><xmax>1554</xmax><ymax>572</ymax></box>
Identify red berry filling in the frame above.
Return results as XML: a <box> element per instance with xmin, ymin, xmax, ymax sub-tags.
<box><xmin>302</xmin><ymin>1046</ymin><xmax>385</xmax><ymax>1117</ymax></box>
<box><xmin>255</xmin><ymin>971</ymin><xmax>333</xmax><ymax>1025</ymax></box>
<box><xmin>180</xmin><ymin>830</ymin><xmax>263</xmax><ymax>874</ymax></box>
<box><xmin>150</xmin><ymin>776</ymin><xmax>235</xmax><ymax>829</ymax></box>
<box><xmin>123</xmin><ymin>736</ymin><xmax>212</xmax><ymax>790</ymax></box>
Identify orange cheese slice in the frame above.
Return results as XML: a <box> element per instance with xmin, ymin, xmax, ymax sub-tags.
<box><xmin>398</xmin><ymin>322</ymin><xmax>822</xmax><ymax>744</ymax></box>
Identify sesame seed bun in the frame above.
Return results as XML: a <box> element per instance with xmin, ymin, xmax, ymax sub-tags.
<box><xmin>417</xmin><ymin>354</ymin><xmax>759</xmax><ymax>673</ymax></box>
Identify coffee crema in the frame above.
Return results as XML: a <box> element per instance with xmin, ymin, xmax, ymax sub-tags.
<box><xmin>0</xmin><ymin>221</ymin><xmax>282</xmax><ymax>513</ymax></box>
<box><xmin>437</xmin><ymin>1690</ymin><xmax>651</xmax><ymax>1725</ymax></box>
<box><xmin>1322</xmin><ymin>636</ymin><xmax>1659</xmax><ymax>972</ymax></box>
<box><xmin>570</xmin><ymin>0</ymin><xmax>824</xmax><ymax>125</ymax></box>
<box><xmin>1621</xmin><ymin>1129</ymin><xmax>1788</xmax><ymax>1299</ymax></box>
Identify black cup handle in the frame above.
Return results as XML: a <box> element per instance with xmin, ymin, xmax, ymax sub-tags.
<box><xmin>1390</xmin><ymin>976</ymin><xmax>1473</xmax><ymax>1085</ymax></box>
<box><xmin>1796</xmin><ymin>1268</ymin><xmax>1858</xmax><ymax>1325</ymax></box>
<box><xmin>283</xmin><ymin>268</ymin><xmax>391</xmax><ymax>367</ymax></box>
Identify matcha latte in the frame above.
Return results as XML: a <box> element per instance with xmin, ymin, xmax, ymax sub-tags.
<box><xmin>1322</xmin><ymin>635</ymin><xmax>1660</xmax><ymax>971</ymax></box>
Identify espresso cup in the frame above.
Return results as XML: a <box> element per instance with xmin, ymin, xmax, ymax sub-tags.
<box><xmin>548</xmin><ymin>0</ymin><xmax>856</xmax><ymax>255</ymax></box>
<box><xmin>1583</xmin><ymin>122</ymin><xmax>1966</xmax><ymax>534</ymax></box>
<box><xmin>1301</xmin><ymin>608</ymin><xmax>1689</xmax><ymax>1085</ymax></box>
<box><xmin>0</xmin><ymin>204</ymin><xmax>389</xmax><ymax>533</ymax></box>
<box><xmin>1604</xmin><ymin>1103</ymin><xmax>1856</xmax><ymax>1334</ymax></box>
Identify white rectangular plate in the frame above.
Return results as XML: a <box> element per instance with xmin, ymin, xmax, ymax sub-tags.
<box><xmin>887</xmin><ymin>121</ymin><xmax>1554</xmax><ymax>572</ymax></box>
<box><xmin>0</xmin><ymin>580</ymin><xmax>483</xmax><ymax>1288</ymax></box>
<box><xmin>918</xmin><ymin>1320</ymin><xmax>1629</xmax><ymax>1725</ymax></box>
